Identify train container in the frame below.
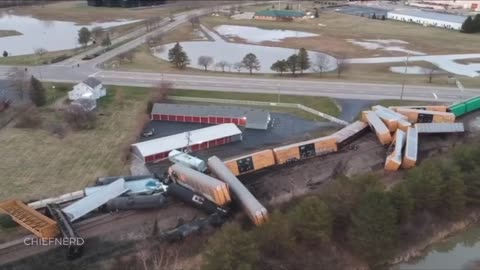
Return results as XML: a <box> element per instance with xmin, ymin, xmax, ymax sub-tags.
<box><xmin>223</xmin><ymin>149</ymin><xmax>276</xmax><ymax>176</ymax></box>
<box><xmin>389</xmin><ymin>105</ymin><xmax>448</xmax><ymax>112</ymax></box>
<box><xmin>465</xmin><ymin>97</ymin><xmax>480</xmax><ymax>113</ymax></box>
<box><xmin>361</xmin><ymin>111</ymin><xmax>392</xmax><ymax>145</ymax></box>
<box><xmin>0</xmin><ymin>200</ymin><xmax>59</xmax><ymax>239</ymax></box>
<box><xmin>167</xmin><ymin>183</ymin><xmax>228</xmax><ymax>215</ymax></box>
<box><xmin>414</xmin><ymin>123</ymin><xmax>465</xmax><ymax>133</ymax></box>
<box><xmin>168</xmin><ymin>150</ymin><xmax>207</xmax><ymax>172</ymax></box>
<box><xmin>372</xmin><ymin>105</ymin><xmax>409</xmax><ymax>132</ymax></box>
<box><xmin>28</xmin><ymin>190</ymin><xmax>85</xmax><ymax>210</ymax></box>
<box><xmin>448</xmin><ymin>103</ymin><xmax>467</xmax><ymax>117</ymax></box>
<box><xmin>394</xmin><ymin>108</ymin><xmax>455</xmax><ymax>123</ymax></box>
<box><xmin>385</xmin><ymin>130</ymin><xmax>406</xmax><ymax>171</ymax></box>
<box><xmin>168</xmin><ymin>164</ymin><xmax>231</xmax><ymax>206</ymax></box>
<box><xmin>397</xmin><ymin>118</ymin><xmax>412</xmax><ymax>132</ymax></box>
<box><xmin>272</xmin><ymin>136</ymin><xmax>337</xmax><ymax>164</ymax></box>
<box><xmin>104</xmin><ymin>194</ymin><xmax>167</xmax><ymax>211</ymax></box>
<box><xmin>331</xmin><ymin>121</ymin><xmax>369</xmax><ymax>146</ymax></box>
<box><xmin>403</xmin><ymin>127</ymin><xmax>418</xmax><ymax>169</ymax></box>
<box><xmin>208</xmin><ymin>156</ymin><xmax>268</xmax><ymax>226</ymax></box>
<box><xmin>96</xmin><ymin>174</ymin><xmax>154</xmax><ymax>186</ymax></box>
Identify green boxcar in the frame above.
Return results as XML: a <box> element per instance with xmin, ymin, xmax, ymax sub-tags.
<box><xmin>449</xmin><ymin>103</ymin><xmax>467</xmax><ymax>117</ymax></box>
<box><xmin>465</xmin><ymin>97</ymin><xmax>480</xmax><ymax>113</ymax></box>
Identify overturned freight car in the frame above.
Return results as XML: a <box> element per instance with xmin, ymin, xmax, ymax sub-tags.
<box><xmin>403</xmin><ymin>127</ymin><xmax>418</xmax><ymax>169</ymax></box>
<box><xmin>385</xmin><ymin>130</ymin><xmax>406</xmax><ymax>171</ymax></box>
<box><xmin>168</xmin><ymin>164</ymin><xmax>231</xmax><ymax>206</ymax></box>
<box><xmin>362</xmin><ymin>111</ymin><xmax>393</xmax><ymax>145</ymax></box>
<box><xmin>208</xmin><ymin>156</ymin><xmax>268</xmax><ymax>226</ymax></box>
<box><xmin>393</xmin><ymin>108</ymin><xmax>455</xmax><ymax>123</ymax></box>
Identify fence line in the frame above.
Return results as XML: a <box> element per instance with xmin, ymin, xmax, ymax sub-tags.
<box><xmin>169</xmin><ymin>96</ymin><xmax>349</xmax><ymax>126</ymax></box>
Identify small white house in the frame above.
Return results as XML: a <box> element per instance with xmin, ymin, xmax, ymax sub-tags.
<box><xmin>68</xmin><ymin>77</ymin><xmax>106</xmax><ymax>101</ymax></box>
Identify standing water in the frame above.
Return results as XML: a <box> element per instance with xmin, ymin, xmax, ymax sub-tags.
<box><xmin>393</xmin><ymin>225</ymin><xmax>480</xmax><ymax>270</ymax></box>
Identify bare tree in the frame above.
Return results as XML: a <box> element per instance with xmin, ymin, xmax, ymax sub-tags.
<box><xmin>313</xmin><ymin>54</ymin><xmax>332</xmax><ymax>77</ymax></box>
<box><xmin>119</xmin><ymin>50</ymin><xmax>135</xmax><ymax>63</ymax></box>
<box><xmin>198</xmin><ymin>56</ymin><xmax>214</xmax><ymax>71</ymax></box>
<box><xmin>188</xmin><ymin>15</ymin><xmax>200</xmax><ymax>28</ymax></box>
<box><xmin>425</xmin><ymin>66</ymin><xmax>440</xmax><ymax>83</ymax></box>
<box><xmin>215</xmin><ymin>61</ymin><xmax>230</xmax><ymax>72</ymax></box>
<box><xmin>91</xmin><ymin>26</ymin><xmax>104</xmax><ymax>40</ymax></box>
<box><xmin>64</xmin><ymin>104</ymin><xmax>96</xmax><ymax>130</ymax></box>
<box><xmin>34</xmin><ymin>48</ymin><xmax>48</xmax><ymax>57</ymax></box>
<box><xmin>336</xmin><ymin>56</ymin><xmax>347</xmax><ymax>78</ymax></box>
<box><xmin>148</xmin><ymin>80</ymin><xmax>175</xmax><ymax>113</ymax></box>
<box><xmin>233</xmin><ymin>62</ymin><xmax>243</xmax><ymax>72</ymax></box>
<box><xmin>7</xmin><ymin>67</ymin><xmax>30</xmax><ymax>101</ymax></box>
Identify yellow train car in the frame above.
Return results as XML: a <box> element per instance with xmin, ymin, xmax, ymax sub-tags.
<box><xmin>223</xmin><ymin>149</ymin><xmax>276</xmax><ymax>176</ymax></box>
<box><xmin>390</xmin><ymin>105</ymin><xmax>448</xmax><ymax>112</ymax></box>
<box><xmin>384</xmin><ymin>130</ymin><xmax>406</xmax><ymax>171</ymax></box>
<box><xmin>272</xmin><ymin>136</ymin><xmax>337</xmax><ymax>164</ymax></box>
<box><xmin>331</xmin><ymin>121</ymin><xmax>369</xmax><ymax>146</ymax></box>
<box><xmin>362</xmin><ymin>111</ymin><xmax>393</xmax><ymax>145</ymax></box>
<box><xmin>403</xmin><ymin>127</ymin><xmax>418</xmax><ymax>169</ymax></box>
<box><xmin>394</xmin><ymin>108</ymin><xmax>455</xmax><ymax>123</ymax></box>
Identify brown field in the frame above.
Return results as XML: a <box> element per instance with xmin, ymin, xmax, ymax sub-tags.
<box><xmin>201</xmin><ymin>11</ymin><xmax>480</xmax><ymax>57</ymax></box>
<box><xmin>8</xmin><ymin>1</ymin><xmax>200</xmax><ymax>23</ymax></box>
<box><xmin>0</xmin><ymin>85</ymin><xmax>150</xmax><ymax>201</ymax></box>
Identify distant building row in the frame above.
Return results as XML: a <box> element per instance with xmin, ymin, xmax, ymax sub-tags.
<box><xmin>387</xmin><ymin>9</ymin><xmax>467</xmax><ymax>30</ymax></box>
<box><xmin>407</xmin><ymin>0</ymin><xmax>480</xmax><ymax>11</ymax></box>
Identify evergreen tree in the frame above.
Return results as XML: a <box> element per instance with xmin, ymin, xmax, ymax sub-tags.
<box><xmin>29</xmin><ymin>76</ymin><xmax>46</xmax><ymax>107</ymax></box>
<box><xmin>168</xmin><ymin>42</ymin><xmax>190</xmax><ymax>69</ymax></box>
<box><xmin>2</xmin><ymin>50</ymin><xmax>7</xmax><ymax>57</ymax></box>
<box><xmin>350</xmin><ymin>191</ymin><xmax>398</xmax><ymax>265</ymax></box>
<box><xmin>101</xmin><ymin>34</ymin><xmax>111</xmax><ymax>48</ymax></box>
<box><xmin>372</xmin><ymin>13</ymin><xmax>377</xmax><ymax>19</ymax></box>
<box><xmin>288</xmin><ymin>196</ymin><xmax>332</xmax><ymax>244</ymax></box>
<box><xmin>297</xmin><ymin>48</ymin><xmax>311</xmax><ymax>74</ymax></box>
<box><xmin>270</xmin><ymin>59</ymin><xmax>288</xmax><ymax>75</ymax></box>
<box><xmin>406</xmin><ymin>160</ymin><xmax>443</xmax><ymax>211</ymax></box>
<box><xmin>473</xmin><ymin>14</ymin><xmax>480</xmax><ymax>32</ymax></box>
<box><xmin>241</xmin><ymin>53</ymin><xmax>260</xmax><ymax>74</ymax></box>
<box><xmin>77</xmin><ymin>27</ymin><xmax>91</xmax><ymax>47</ymax></box>
<box><xmin>286</xmin><ymin>54</ymin><xmax>299</xmax><ymax>75</ymax></box>
<box><xmin>462</xmin><ymin>16</ymin><xmax>475</xmax><ymax>33</ymax></box>
<box><xmin>202</xmin><ymin>223</ymin><xmax>258</xmax><ymax>270</ymax></box>
<box><xmin>389</xmin><ymin>183</ymin><xmax>414</xmax><ymax>224</ymax></box>
<box><xmin>314</xmin><ymin>8</ymin><xmax>319</xmax><ymax>18</ymax></box>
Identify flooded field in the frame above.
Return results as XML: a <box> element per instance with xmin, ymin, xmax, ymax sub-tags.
<box><xmin>0</xmin><ymin>14</ymin><xmax>140</xmax><ymax>55</ymax></box>
<box><xmin>154</xmin><ymin>25</ymin><xmax>337</xmax><ymax>73</ymax></box>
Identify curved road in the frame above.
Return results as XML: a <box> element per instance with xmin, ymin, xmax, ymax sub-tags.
<box><xmin>0</xmin><ymin>1</ymin><xmax>478</xmax><ymax>103</ymax></box>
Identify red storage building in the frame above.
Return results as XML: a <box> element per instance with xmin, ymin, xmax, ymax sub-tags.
<box><xmin>151</xmin><ymin>103</ymin><xmax>271</xmax><ymax>130</ymax></box>
<box><xmin>131</xmin><ymin>124</ymin><xmax>243</xmax><ymax>163</ymax></box>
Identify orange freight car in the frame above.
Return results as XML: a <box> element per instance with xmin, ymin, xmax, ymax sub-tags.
<box><xmin>384</xmin><ymin>130</ymin><xmax>406</xmax><ymax>171</ymax></box>
<box><xmin>223</xmin><ymin>149</ymin><xmax>276</xmax><ymax>176</ymax></box>
<box><xmin>362</xmin><ymin>111</ymin><xmax>393</xmax><ymax>145</ymax></box>
<box><xmin>389</xmin><ymin>105</ymin><xmax>448</xmax><ymax>112</ymax></box>
<box><xmin>394</xmin><ymin>108</ymin><xmax>455</xmax><ymax>123</ymax></box>
<box><xmin>331</xmin><ymin>121</ymin><xmax>369</xmax><ymax>146</ymax></box>
<box><xmin>272</xmin><ymin>136</ymin><xmax>337</xmax><ymax>164</ymax></box>
<box><xmin>403</xmin><ymin>127</ymin><xmax>418</xmax><ymax>169</ymax></box>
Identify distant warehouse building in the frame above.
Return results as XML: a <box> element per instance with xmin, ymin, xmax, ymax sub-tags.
<box><xmin>151</xmin><ymin>103</ymin><xmax>271</xmax><ymax>130</ymax></box>
<box><xmin>387</xmin><ymin>10</ymin><xmax>467</xmax><ymax>30</ymax></box>
<box><xmin>87</xmin><ymin>0</ymin><xmax>167</xmax><ymax>7</ymax></box>
<box><xmin>253</xmin><ymin>10</ymin><xmax>306</xmax><ymax>21</ymax></box>
<box><xmin>131</xmin><ymin>124</ymin><xmax>242</xmax><ymax>163</ymax></box>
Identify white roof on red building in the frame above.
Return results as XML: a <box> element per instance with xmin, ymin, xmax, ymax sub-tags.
<box><xmin>132</xmin><ymin>124</ymin><xmax>242</xmax><ymax>157</ymax></box>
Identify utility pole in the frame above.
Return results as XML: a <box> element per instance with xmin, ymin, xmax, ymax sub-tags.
<box><xmin>400</xmin><ymin>53</ymin><xmax>410</xmax><ymax>101</ymax></box>
<box><xmin>277</xmin><ymin>83</ymin><xmax>280</xmax><ymax>103</ymax></box>
<box><xmin>456</xmin><ymin>79</ymin><xmax>465</xmax><ymax>102</ymax></box>
<box><xmin>185</xmin><ymin>131</ymin><xmax>192</xmax><ymax>153</ymax></box>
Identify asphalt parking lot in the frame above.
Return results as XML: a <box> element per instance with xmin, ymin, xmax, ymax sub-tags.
<box><xmin>144</xmin><ymin>111</ymin><xmax>341</xmax><ymax>175</ymax></box>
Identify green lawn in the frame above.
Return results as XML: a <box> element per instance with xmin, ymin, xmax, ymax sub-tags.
<box><xmin>171</xmin><ymin>89</ymin><xmax>341</xmax><ymax>121</ymax></box>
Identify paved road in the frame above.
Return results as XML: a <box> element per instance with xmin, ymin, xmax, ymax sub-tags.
<box><xmin>0</xmin><ymin>1</ymin><xmax>478</xmax><ymax>103</ymax></box>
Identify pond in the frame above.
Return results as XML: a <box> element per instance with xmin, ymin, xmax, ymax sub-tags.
<box><xmin>393</xmin><ymin>225</ymin><xmax>480</xmax><ymax>270</ymax></box>
<box><xmin>0</xmin><ymin>14</ymin><xmax>140</xmax><ymax>56</ymax></box>
<box><xmin>213</xmin><ymin>24</ymin><xmax>318</xmax><ymax>43</ymax></box>
<box><xmin>153</xmin><ymin>25</ymin><xmax>337</xmax><ymax>74</ymax></box>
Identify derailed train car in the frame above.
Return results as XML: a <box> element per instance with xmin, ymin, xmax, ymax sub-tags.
<box><xmin>168</xmin><ymin>164</ymin><xmax>231</xmax><ymax>206</ymax></box>
<box><xmin>208</xmin><ymin>156</ymin><xmax>268</xmax><ymax>226</ymax></box>
<box><xmin>223</xmin><ymin>149</ymin><xmax>276</xmax><ymax>176</ymax></box>
<box><xmin>272</xmin><ymin>136</ymin><xmax>337</xmax><ymax>164</ymax></box>
<box><xmin>167</xmin><ymin>183</ymin><xmax>228</xmax><ymax>215</ymax></box>
<box><xmin>104</xmin><ymin>194</ymin><xmax>167</xmax><ymax>211</ymax></box>
<box><xmin>330</xmin><ymin>120</ymin><xmax>369</xmax><ymax>146</ymax></box>
<box><xmin>393</xmin><ymin>108</ymin><xmax>455</xmax><ymax>123</ymax></box>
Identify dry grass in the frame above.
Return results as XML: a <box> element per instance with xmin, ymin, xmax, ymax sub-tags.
<box><xmin>201</xmin><ymin>12</ymin><xmax>480</xmax><ymax>57</ymax></box>
<box><xmin>0</xmin><ymin>85</ymin><xmax>150</xmax><ymax>201</ymax></box>
<box><xmin>0</xmin><ymin>30</ymin><xmax>21</xmax><ymax>38</ymax></box>
<box><xmin>9</xmin><ymin>1</ymin><xmax>197</xmax><ymax>24</ymax></box>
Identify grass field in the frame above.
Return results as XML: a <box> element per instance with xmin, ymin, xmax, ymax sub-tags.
<box><xmin>9</xmin><ymin>1</ymin><xmax>198</xmax><ymax>24</ymax></box>
<box><xmin>0</xmin><ymin>85</ymin><xmax>150</xmax><ymax>201</ymax></box>
<box><xmin>201</xmin><ymin>11</ymin><xmax>480</xmax><ymax>57</ymax></box>
<box><xmin>172</xmin><ymin>89</ymin><xmax>341</xmax><ymax>121</ymax></box>
<box><xmin>0</xmin><ymin>30</ymin><xmax>21</xmax><ymax>38</ymax></box>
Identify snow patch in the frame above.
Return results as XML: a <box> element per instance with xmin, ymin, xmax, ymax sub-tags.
<box><xmin>346</xmin><ymin>39</ymin><xmax>425</xmax><ymax>55</ymax></box>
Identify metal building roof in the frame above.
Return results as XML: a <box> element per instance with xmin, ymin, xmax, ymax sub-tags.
<box><xmin>255</xmin><ymin>9</ymin><xmax>305</xmax><ymax>17</ymax></box>
<box><xmin>387</xmin><ymin>9</ymin><xmax>466</xmax><ymax>24</ymax></box>
<box><xmin>415</xmin><ymin>123</ymin><xmax>465</xmax><ymax>133</ymax></box>
<box><xmin>132</xmin><ymin>123</ymin><xmax>242</xmax><ymax>157</ymax></box>
<box><xmin>82</xmin><ymin>77</ymin><xmax>102</xmax><ymax>88</ymax></box>
<box><xmin>152</xmin><ymin>103</ymin><xmax>270</xmax><ymax>128</ymax></box>
<box><xmin>63</xmin><ymin>179</ymin><xmax>128</xmax><ymax>222</ymax></box>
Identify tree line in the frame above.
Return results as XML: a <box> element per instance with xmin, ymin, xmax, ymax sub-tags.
<box><xmin>462</xmin><ymin>14</ymin><xmax>480</xmax><ymax>33</ymax></box>
<box><xmin>201</xmin><ymin>138</ymin><xmax>480</xmax><ymax>269</ymax></box>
